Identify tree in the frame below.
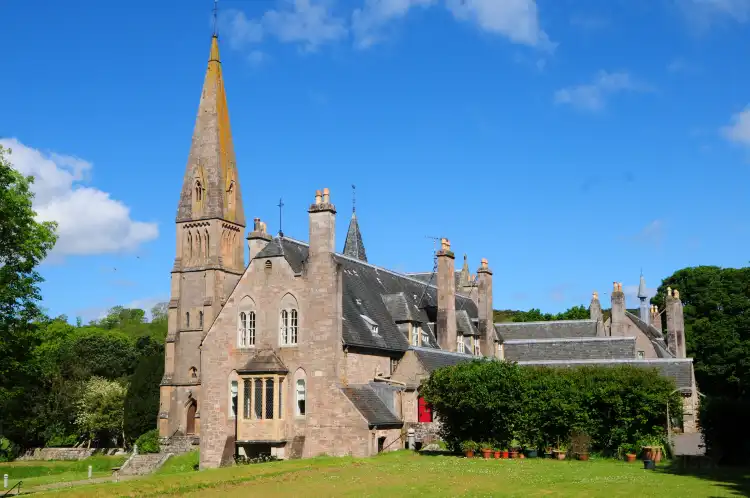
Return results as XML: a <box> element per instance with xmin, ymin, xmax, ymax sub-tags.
<box><xmin>652</xmin><ymin>266</ymin><xmax>750</xmax><ymax>399</ymax></box>
<box><xmin>0</xmin><ymin>144</ymin><xmax>57</xmax><ymax>445</ymax></box>
<box><xmin>75</xmin><ymin>377</ymin><xmax>127</xmax><ymax>446</ymax></box>
<box><xmin>123</xmin><ymin>353</ymin><xmax>164</xmax><ymax>445</ymax></box>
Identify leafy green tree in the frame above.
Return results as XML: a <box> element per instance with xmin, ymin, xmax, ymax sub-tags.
<box><xmin>0</xmin><ymin>144</ymin><xmax>57</xmax><ymax>446</ymax></box>
<box><xmin>124</xmin><ymin>353</ymin><xmax>164</xmax><ymax>445</ymax></box>
<box><xmin>74</xmin><ymin>377</ymin><xmax>127</xmax><ymax>446</ymax></box>
<box><xmin>652</xmin><ymin>266</ymin><xmax>750</xmax><ymax>399</ymax></box>
<box><xmin>58</xmin><ymin>329</ymin><xmax>138</xmax><ymax>381</ymax></box>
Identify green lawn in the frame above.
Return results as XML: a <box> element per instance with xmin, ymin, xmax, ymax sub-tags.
<box><xmin>0</xmin><ymin>455</ymin><xmax>127</xmax><ymax>489</ymax></box>
<box><xmin>25</xmin><ymin>451</ymin><xmax>750</xmax><ymax>497</ymax></box>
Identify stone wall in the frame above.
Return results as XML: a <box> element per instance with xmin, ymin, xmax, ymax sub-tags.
<box><xmin>19</xmin><ymin>448</ymin><xmax>124</xmax><ymax>461</ymax></box>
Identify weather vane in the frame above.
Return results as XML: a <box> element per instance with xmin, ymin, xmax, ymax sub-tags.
<box><xmin>278</xmin><ymin>197</ymin><xmax>284</xmax><ymax>237</ymax></box>
<box><xmin>352</xmin><ymin>184</ymin><xmax>356</xmax><ymax>214</ymax></box>
<box><xmin>212</xmin><ymin>0</ymin><xmax>219</xmax><ymax>36</ymax></box>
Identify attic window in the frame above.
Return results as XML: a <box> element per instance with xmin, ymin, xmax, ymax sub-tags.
<box><xmin>355</xmin><ymin>298</ymin><xmax>362</xmax><ymax>306</ymax></box>
<box><xmin>360</xmin><ymin>315</ymin><xmax>379</xmax><ymax>335</ymax></box>
<box><xmin>265</xmin><ymin>260</ymin><xmax>272</xmax><ymax>270</ymax></box>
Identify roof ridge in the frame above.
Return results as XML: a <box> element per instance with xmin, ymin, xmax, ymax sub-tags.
<box><xmin>495</xmin><ymin>319</ymin><xmax>596</xmax><ymax>326</ymax></box>
<box><xmin>503</xmin><ymin>336</ymin><xmax>635</xmax><ymax>344</ymax></box>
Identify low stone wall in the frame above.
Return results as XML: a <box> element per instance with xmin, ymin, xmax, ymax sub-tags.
<box><xmin>19</xmin><ymin>447</ymin><xmax>125</xmax><ymax>461</ymax></box>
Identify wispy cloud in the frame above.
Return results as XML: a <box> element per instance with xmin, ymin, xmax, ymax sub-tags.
<box><xmin>677</xmin><ymin>0</ymin><xmax>750</xmax><ymax>31</ymax></box>
<box><xmin>624</xmin><ymin>220</ymin><xmax>665</xmax><ymax>249</ymax></box>
<box><xmin>0</xmin><ymin>138</ymin><xmax>158</xmax><ymax>259</ymax></box>
<box><xmin>666</xmin><ymin>57</ymin><xmax>698</xmax><ymax>74</ymax></box>
<box><xmin>569</xmin><ymin>14</ymin><xmax>609</xmax><ymax>30</ymax></box>
<box><xmin>554</xmin><ymin>71</ymin><xmax>652</xmax><ymax>112</ymax></box>
<box><xmin>220</xmin><ymin>0</ymin><xmax>554</xmax><ymax>56</ymax></box>
<box><xmin>720</xmin><ymin>106</ymin><xmax>750</xmax><ymax>147</ymax></box>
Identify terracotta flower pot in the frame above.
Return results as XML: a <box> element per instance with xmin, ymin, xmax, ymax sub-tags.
<box><xmin>625</xmin><ymin>453</ymin><xmax>636</xmax><ymax>463</ymax></box>
<box><xmin>555</xmin><ymin>451</ymin><xmax>566</xmax><ymax>460</ymax></box>
<box><xmin>502</xmin><ymin>451</ymin><xmax>509</xmax><ymax>459</ymax></box>
<box><xmin>519</xmin><ymin>453</ymin><xmax>526</xmax><ymax>459</ymax></box>
<box><xmin>509</xmin><ymin>450</ymin><xmax>518</xmax><ymax>459</ymax></box>
<box><xmin>577</xmin><ymin>453</ymin><xmax>589</xmax><ymax>461</ymax></box>
<box><xmin>465</xmin><ymin>450</ymin><xmax>474</xmax><ymax>458</ymax></box>
<box><xmin>493</xmin><ymin>451</ymin><xmax>500</xmax><ymax>459</ymax></box>
<box><xmin>481</xmin><ymin>449</ymin><xmax>492</xmax><ymax>459</ymax></box>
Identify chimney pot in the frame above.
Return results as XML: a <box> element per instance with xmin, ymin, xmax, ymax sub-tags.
<box><xmin>322</xmin><ymin>187</ymin><xmax>330</xmax><ymax>204</ymax></box>
<box><xmin>440</xmin><ymin>238</ymin><xmax>450</xmax><ymax>252</ymax></box>
<box><xmin>315</xmin><ymin>190</ymin><xmax>322</xmax><ymax>205</ymax></box>
<box><xmin>674</xmin><ymin>289</ymin><xmax>680</xmax><ymax>299</ymax></box>
<box><xmin>481</xmin><ymin>258</ymin><xmax>488</xmax><ymax>269</ymax></box>
<box><xmin>667</xmin><ymin>286</ymin><xmax>672</xmax><ymax>297</ymax></box>
<box><xmin>592</xmin><ymin>291</ymin><xmax>599</xmax><ymax>300</ymax></box>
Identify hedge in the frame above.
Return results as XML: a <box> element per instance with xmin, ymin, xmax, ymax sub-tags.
<box><xmin>699</xmin><ymin>396</ymin><xmax>750</xmax><ymax>464</ymax></box>
<box><xmin>420</xmin><ymin>360</ymin><xmax>682</xmax><ymax>454</ymax></box>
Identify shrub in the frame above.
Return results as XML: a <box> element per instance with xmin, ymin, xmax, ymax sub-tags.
<box><xmin>135</xmin><ymin>429</ymin><xmax>160</xmax><ymax>454</ymax></box>
<box><xmin>420</xmin><ymin>360</ymin><xmax>680</xmax><ymax>455</ymax></box>
<box><xmin>123</xmin><ymin>353</ymin><xmax>163</xmax><ymax>445</ymax></box>
<box><xmin>699</xmin><ymin>396</ymin><xmax>750</xmax><ymax>465</ymax></box>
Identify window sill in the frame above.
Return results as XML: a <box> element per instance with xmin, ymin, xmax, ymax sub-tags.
<box><xmin>237</xmin><ymin>345</ymin><xmax>257</xmax><ymax>350</ymax></box>
<box><xmin>279</xmin><ymin>344</ymin><xmax>299</xmax><ymax>348</ymax></box>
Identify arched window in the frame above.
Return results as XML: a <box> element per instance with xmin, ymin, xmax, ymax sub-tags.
<box><xmin>189</xmin><ymin>366</ymin><xmax>198</xmax><ymax>379</ymax></box>
<box><xmin>196</xmin><ymin>231</ymin><xmax>202</xmax><ymax>261</ymax></box>
<box><xmin>195</xmin><ymin>180</ymin><xmax>203</xmax><ymax>202</ymax></box>
<box><xmin>296</xmin><ymin>379</ymin><xmax>306</xmax><ymax>416</ymax></box>
<box><xmin>279</xmin><ymin>294</ymin><xmax>299</xmax><ymax>346</ymax></box>
<box><xmin>265</xmin><ymin>260</ymin><xmax>272</xmax><ymax>270</ymax></box>
<box><xmin>185</xmin><ymin>312</ymin><xmax>190</xmax><ymax>328</ymax></box>
<box><xmin>238</xmin><ymin>311</ymin><xmax>247</xmax><ymax>347</ymax></box>
<box><xmin>204</xmin><ymin>229</ymin><xmax>210</xmax><ymax>258</ymax></box>
<box><xmin>187</xmin><ymin>231</ymin><xmax>193</xmax><ymax>260</ymax></box>
<box><xmin>199</xmin><ymin>311</ymin><xmax>204</xmax><ymax>329</ymax></box>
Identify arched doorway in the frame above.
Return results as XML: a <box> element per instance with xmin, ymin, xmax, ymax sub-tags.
<box><xmin>186</xmin><ymin>400</ymin><xmax>197</xmax><ymax>435</ymax></box>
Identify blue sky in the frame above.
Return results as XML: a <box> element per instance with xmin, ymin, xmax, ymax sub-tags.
<box><xmin>2</xmin><ymin>0</ymin><xmax>749</xmax><ymax>322</ymax></box>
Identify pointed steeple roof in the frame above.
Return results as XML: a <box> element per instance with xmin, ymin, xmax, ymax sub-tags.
<box><xmin>176</xmin><ymin>35</ymin><xmax>245</xmax><ymax>226</ymax></box>
<box><xmin>343</xmin><ymin>213</ymin><xmax>367</xmax><ymax>262</ymax></box>
<box><xmin>459</xmin><ymin>254</ymin><xmax>470</xmax><ymax>287</ymax></box>
<box><xmin>637</xmin><ymin>273</ymin><xmax>648</xmax><ymax>299</ymax></box>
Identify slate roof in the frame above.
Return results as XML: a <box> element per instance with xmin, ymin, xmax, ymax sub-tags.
<box><xmin>503</xmin><ymin>337</ymin><xmax>636</xmax><ymax>362</ymax></box>
<box><xmin>624</xmin><ymin>311</ymin><xmax>673</xmax><ymax>358</ymax></box>
<box><xmin>262</xmin><ymin>237</ymin><xmax>478</xmax><ymax>353</ymax></box>
<box><xmin>342</xmin><ymin>213</ymin><xmax>367</xmax><ymax>262</ymax></box>
<box><xmin>456</xmin><ymin>309</ymin><xmax>479</xmax><ymax>337</ymax></box>
<box><xmin>516</xmin><ymin>358</ymin><xmax>695</xmax><ymax>391</ymax></box>
<box><xmin>238</xmin><ymin>349</ymin><xmax>288</xmax><ymax>374</ymax></box>
<box><xmin>408</xmin><ymin>270</ymin><xmax>469</xmax><ymax>293</ymax></box>
<box><xmin>494</xmin><ymin>320</ymin><xmax>598</xmax><ymax>342</ymax></box>
<box><xmin>341</xmin><ymin>384</ymin><xmax>403</xmax><ymax>428</ymax></box>
<box><xmin>411</xmin><ymin>346</ymin><xmax>476</xmax><ymax>373</ymax></box>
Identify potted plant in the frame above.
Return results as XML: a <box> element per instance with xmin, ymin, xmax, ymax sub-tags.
<box><xmin>543</xmin><ymin>446</ymin><xmax>554</xmax><ymax>459</ymax></box>
<box><xmin>493</xmin><ymin>445</ymin><xmax>501</xmax><ymax>459</ymax></box>
<box><xmin>460</xmin><ymin>440</ymin><xmax>478</xmax><ymax>458</ymax></box>
<box><xmin>640</xmin><ymin>435</ymin><xmax>664</xmax><ymax>464</ymax></box>
<box><xmin>571</xmin><ymin>432</ymin><xmax>591</xmax><ymax>461</ymax></box>
<box><xmin>480</xmin><ymin>442</ymin><xmax>493</xmax><ymax>459</ymax></box>
<box><xmin>509</xmin><ymin>439</ymin><xmax>520</xmax><ymax>459</ymax></box>
<box><xmin>523</xmin><ymin>442</ymin><xmax>538</xmax><ymax>459</ymax></box>
<box><xmin>502</xmin><ymin>448</ymin><xmax>509</xmax><ymax>459</ymax></box>
<box><xmin>553</xmin><ymin>442</ymin><xmax>568</xmax><ymax>460</ymax></box>
<box><xmin>619</xmin><ymin>443</ymin><xmax>637</xmax><ymax>463</ymax></box>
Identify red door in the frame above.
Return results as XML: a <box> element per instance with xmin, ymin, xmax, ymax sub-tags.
<box><xmin>417</xmin><ymin>396</ymin><xmax>433</xmax><ymax>423</ymax></box>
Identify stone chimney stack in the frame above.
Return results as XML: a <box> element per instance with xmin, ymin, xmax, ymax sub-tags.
<box><xmin>590</xmin><ymin>291</ymin><xmax>605</xmax><ymax>337</ymax></box>
<box><xmin>610</xmin><ymin>282</ymin><xmax>626</xmax><ymax>337</ymax></box>
<box><xmin>666</xmin><ymin>288</ymin><xmax>686</xmax><ymax>358</ymax></box>
<box><xmin>477</xmin><ymin>258</ymin><xmax>494</xmax><ymax>357</ymax></box>
<box><xmin>436</xmin><ymin>238</ymin><xmax>457</xmax><ymax>352</ymax></box>
<box><xmin>650</xmin><ymin>305</ymin><xmax>662</xmax><ymax>333</ymax></box>
<box><xmin>308</xmin><ymin>188</ymin><xmax>336</xmax><ymax>259</ymax></box>
<box><xmin>247</xmin><ymin>217</ymin><xmax>272</xmax><ymax>260</ymax></box>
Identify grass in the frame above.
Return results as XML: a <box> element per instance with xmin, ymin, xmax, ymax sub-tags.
<box><xmin>156</xmin><ymin>450</ymin><xmax>199</xmax><ymax>475</ymax></box>
<box><xmin>24</xmin><ymin>451</ymin><xmax>750</xmax><ymax>497</ymax></box>
<box><xmin>0</xmin><ymin>455</ymin><xmax>127</xmax><ymax>488</ymax></box>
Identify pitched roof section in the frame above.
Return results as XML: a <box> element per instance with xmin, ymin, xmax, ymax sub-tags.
<box><xmin>341</xmin><ymin>385</ymin><xmax>402</xmax><ymax>428</ymax></box>
<box><xmin>343</xmin><ymin>213</ymin><xmax>367</xmax><ymax>262</ymax></box>
<box><xmin>412</xmin><ymin>346</ymin><xmax>475</xmax><ymax>373</ymax></box>
<box><xmin>494</xmin><ymin>320</ymin><xmax>598</xmax><ymax>342</ymax></box>
<box><xmin>176</xmin><ymin>35</ymin><xmax>244</xmax><ymax>226</ymax></box>
<box><xmin>637</xmin><ymin>274</ymin><xmax>648</xmax><ymax>299</ymax></box>
<box><xmin>238</xmin><ymin>349</ymin><xmax>288</xmax><ymax>374</ymax></box>
<box><xmin>503</xmin><ymin>337</ymin><xmax>636</xmax><ymax>362</ymax></box>
<box><xmin>624</xmin><ymin>311</ymin><xmax>673</xmax><ymax>358</ymax></box>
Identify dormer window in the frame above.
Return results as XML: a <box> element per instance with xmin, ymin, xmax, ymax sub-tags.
<box><xmin>360</xmin><ymin>315</ymin><xmax>379</xmax><ymax>336</ymax></box>
<box><xmin>410</xmin><ymin>323</ymin><xmax>422</xmax><ymax>346</ymax></box>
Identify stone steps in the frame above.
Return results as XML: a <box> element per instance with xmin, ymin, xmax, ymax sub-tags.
<box><xmin>119</xmin><ymin>453</ymin><xmax>172</xmax><ymax>476</ymax></box>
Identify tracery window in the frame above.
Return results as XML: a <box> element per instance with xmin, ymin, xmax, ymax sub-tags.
<box><xmin>241</xmin><ymin>375</ymin><xmax>285</xmax><ymax>420</ymax></box>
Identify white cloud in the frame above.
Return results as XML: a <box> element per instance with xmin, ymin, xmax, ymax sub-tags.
<box><xmin>221</xmin><ymin>0</ymin><xmax>347</xmax><ymax>53</ymax></box>
<box><xmin>623</xmin><ymin>284</ymin><xmax>657</xmax><ymax>303</ymax></box>
<box><xmin>720</xmin><ymin>106</ymin><xmax>750</xmax><ymax>147</ymax></box>
<box><xmin>626</xmin><ymin>219</ymin><xmax>665</xmax><ymax>249</ymax></box>
<box><xmin>445</xmin><ymin>0</ymin><xmax>554</xmax><ymax>50</ymax></box>
<box><xmin>1</xmin><ymin>138</ymin><xmax>158</xmax><ymax>257</ymax></box>
<box><xmin>221</xmin><ymin>0</ymin><xmax>552</xmax><ymax>54</ymax></box>
<box><xmin>554</xmin><ymin>71</ymin><xmax>650</xmax><ymax>112</ymax></box>
<box><xmin>681</xmin><ymin>0</ymin><xmax>750</xmax><ymax>22</ymax></box>
<box><xmin>352</xmin><ymin>0</ymin><xmax>436</xmax><ymax>49</ymax></box>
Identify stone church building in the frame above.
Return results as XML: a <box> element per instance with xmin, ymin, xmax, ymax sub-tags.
<box><xmin>159</xmin><ymin>35</ymin><xmax>699</xmax><ymax>469</ymax></box>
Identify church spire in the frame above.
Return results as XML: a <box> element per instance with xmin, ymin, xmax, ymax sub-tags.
<box><xmin>343</xmin><ymin>186</ymin><xmax>367</xmax><ymax>261</ymax></box>
<box><xmin>638</xmin><ymin>272</ymin><xmax>650</xmax><ymax>325</ymax></box>
<box><xmin>176</xmin><ymin>34</ymin><xmax>245</xmax><ymax>227</ymax></box>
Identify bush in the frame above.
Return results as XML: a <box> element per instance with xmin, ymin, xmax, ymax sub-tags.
<box><xmin>420</xmin><ymin>360</ymin><xmax>681</xmax><ymax>455</ymax></box>
<box><xmin>699</xmin><ymin>396</ymin><xmax>750</xmax><ymax>465</ymax></box>
<box><xmin>135</xmin><ymin>429</ymin><xmax>160</xmax><ymax>454</ymax></box>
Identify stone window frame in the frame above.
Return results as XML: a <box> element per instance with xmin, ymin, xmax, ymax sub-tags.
<box><xmin>457</xmin><ymin>335</ymin><xmax>465</xmax><ymax>353</ymax></box>
<box><xmin>240</xmin><ymin>374</ymin><xmax>285</xmax><ymax>421</ymax></box>
<box><xmin>279</xmin><ymin>293</ymin><xmax>299</xmax><ymax>347</ymax></box>
<box><xmin>637</xmin><ymin>350</ymin><xmax>645</xmax><ymax>360</ymax></box>
<box><xmin>294</xmin><ymin>368</ymin><xmax>307</xmax><ymax>418</ymax></box>
<box><xmin>410</xmin><ymin>323</ymin><xmax>422</xmax><ymax>347</ymax></box>
<box><xmin>229</xmin><ymin>371</ymin><xmax>239</xmax><ymax>420</ymax></box>
<box><xmin>238</xmin><ymin>297</ymin><xmax>257</xmax><ymax>349</ymax></box>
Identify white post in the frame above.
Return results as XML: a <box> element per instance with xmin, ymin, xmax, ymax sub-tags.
<box><xmin>407</xmin><ymin>428</ymin><xmax>416</xmax><ymax>450</ymax></box>
<box><xmin>4</xmin><ymin>474</ymin><xmax>8</xmax><ymax>489</ymax></box>
<box><xmin>88</xmin><ymin>465</ymin><xmax>92</xmax><ymax>479</ymax></box>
